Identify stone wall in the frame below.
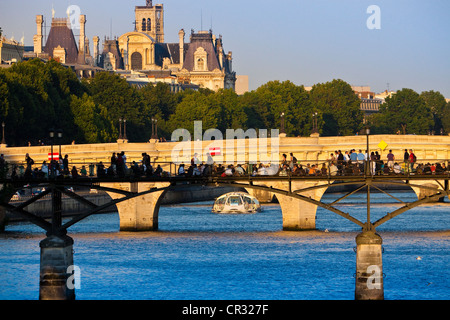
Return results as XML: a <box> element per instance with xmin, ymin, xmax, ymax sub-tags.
<box><xmin>1</xmin><ymin>135</ymin><xmax>448</xmax><ymax>169</ymax></box>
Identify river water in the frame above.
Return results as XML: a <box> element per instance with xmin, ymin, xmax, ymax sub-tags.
<box><xmin>0</xmin><ymin>191</ymin><xmax>448</xmax><ymax>301</ymax></box>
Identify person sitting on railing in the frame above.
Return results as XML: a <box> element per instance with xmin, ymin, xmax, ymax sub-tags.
<box><xmin>130</xmin><ymin>162</ymin><xmax>140</xmax><ymax>177</ymax></box>
<box><xmin>320</xmin><ymin>163</ymin><xmax>328</xmax><ymax>175</ymax></box>
<box><xmin>352</xmin><ymin>161</ymin><xmax>361</xmax><ymax>175</ymax></box>
<box><xmin>435</xmin><ymin>163</ymin><xmax>445</xmax><ymax>174</ymax></box>
<box><xmin>279</xmin><ymin>164</ymin><xmax>290</xmax><ymax>176</ymax></box>
<box><xmin>393</xmin><ymin>162</ymin><xmax>402</xmax><ymax>174</ymax></box>
<box><xmin>97</xmin><ymin>162</ymin><xmax>106</xmax><ymax>178</ymax></box>
<box><xmin>71</xmin><ymin>166</ymin><xmax>79</xmax><ymax>179</ymax></box>
<box><xmin>309</xmin><ymin>164</ymin><xmax>319</xmax><ymax>176</ymax></box>
<box><xmin>430</xmin><ymin>163</ymin><xmax>436</xmax><ymax>174</ymax></box>
<box><xmin>80</xmin><ymin>165</ymin><xmax>87</xmax><ymax>177</ymax></box>
<box><xmin>41</xmin><ymin>161</ymin><xmax>49</xmax><ymax>178</ymax></box>
<box><xmin>235</xmin><ymin>164</ymin><xmax>245</xmax><ymax>176</ymax></box>
<box><xmin>329</xmin><ymin>163</ymin><xmax>338</xmax><ymax>176</ymax></box>
<box><xmin>177</xmin><ymin>164</ymin><xmax>186</xmax><ymax>176</ymax></box>
<box><xmin>343</xmin><ymin>162</ymin><xmax>353</xmax><ymax>176</ymax></box>
<box><xmin>423</xmin><ymin>163</ymin><xmax>431</xmax><ymax>174</ymax></box>
<box><xmin>154</xmin><ymin>165</ymin><xmax>163</xmax><ymax>177</ymax></box>
<box><xmin>202</xmin><ymin>164</ymin><xmax>212</xmax><ymax>176</ymax></box>
<box><xmin>192</xmin><ymin>164</ymin><xmax>201</xmax><ymax>177</ymax></box>
<box><xmin>214</xmin><ymin>164</ymin><xmax>225</xmax><ymax>176</ymax></box>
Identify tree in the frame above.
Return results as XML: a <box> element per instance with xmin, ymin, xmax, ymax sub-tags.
<box><xmin>375</xmin><ymin>88</ymin><xmax>433</xmax><ymax>135</ymax></box>
<box><xmin>442</xmin><ymin>101</ymin><xmax>450</xmax><ymax>135</ymax></box>
<box><xmin>85</xmin><ymin>72</ymin><xmax>146</xmax><ymax>141</ymax></box>
<box><xmin>243</xmin><ymin>81</ymin><xmax>313</xmax><ymax>136</ymax></box>
<box><xmin>309</xmin><ymin>79</ymin><xmax>363</xmax><ymax>136</ymax></box>
<box><xmin>70</xmin><ymin>93</ymin><xmax>114</xmax><ymax>143</ymax></box>
<box><xmin>420</xmin><ymin>90</ymin><xmax>447</xmax><ymax>134</ymax></box>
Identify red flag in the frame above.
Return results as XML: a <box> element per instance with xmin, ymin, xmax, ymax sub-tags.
<box><xmin>209</xmin><ymin>147</ymin><xmax>221</xmax><ymax>156</ymax></box>
<box><xmin>48</xmin><ymin>153</ymin><xmax>59</xmax><ymax>161</ymax></box>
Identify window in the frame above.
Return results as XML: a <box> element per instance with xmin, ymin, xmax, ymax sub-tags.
<box><xmin>142</xmin><ymin>18</ymin><xmax>146</xmax><ymax>32</ymax></box>
<box><xmin>147</xmin><ymin>18</ymin><xmax>151</xmax><ymax>31</ymax></box>
<box><xmin>197</xmin><ymin>58</ymin><xmax>204</xmax><ymax>71</ymax></box>
<box><xmin>194</xmin><ymin>47</ymin><xmax>207</xmax><ymax>71</ymax></box>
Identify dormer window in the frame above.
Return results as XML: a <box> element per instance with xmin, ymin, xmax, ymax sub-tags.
<box><xmin>194</xmin><ymin>47</ymin><xmax>207</xmax><ymax>71</ymax></box>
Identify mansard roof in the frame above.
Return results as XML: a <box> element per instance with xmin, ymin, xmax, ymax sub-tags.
<box><xmin>154</xmin><ymin>43</ymin><xmax>189</xmax><ymax>66</ymax></box>
<box><xmin>183</xmin><ymin>31</ymin><xmax>221</xmax><ymax>72</ymax></box>
<box><xmin>44</xmin><ymin>18</ymin><xmax>78</xmax><ymax>64</ymax></box>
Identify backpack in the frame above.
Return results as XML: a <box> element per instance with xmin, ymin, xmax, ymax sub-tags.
<box><xmin>412</xmin><ymin>154</ymin><xmax>417</xmax><ymax>163</ymax></box>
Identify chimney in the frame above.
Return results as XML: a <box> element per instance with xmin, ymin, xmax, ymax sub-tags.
<box><xmin>93</xmin><ymin>36</ymin><xmax>99</xmax><ymax>66</ymax></box>
<box><xmin>79</xmin><ymin>15</ymin><xmax>86</xmax><ymax>53</ymax></box>
<box><xmin>178</xmin><ymin>29</ymin><xmax>185</xmax><ymax>67</ymax></box>
<box><xmin>34</xmin><ymin>15</ymin><xmax>43</xmax><ymax>54</ymax></box>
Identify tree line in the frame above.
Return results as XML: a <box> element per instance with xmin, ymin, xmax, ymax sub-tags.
<box><xmin>0</xmin><ymin>59</ymin><xmax>448</xmax><ymax>147</ymax></box>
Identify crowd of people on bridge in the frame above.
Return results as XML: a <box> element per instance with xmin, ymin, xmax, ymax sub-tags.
<box><xmin>2</xmin><ymin>148</ymin><xmax>449</xmax><ymax>181</ymax></box>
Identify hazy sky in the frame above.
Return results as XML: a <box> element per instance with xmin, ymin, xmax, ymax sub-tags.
<box><xmin>1</xmin><ymin>0</ymin><xmax>449</xmax><ymax>97</ymax></box>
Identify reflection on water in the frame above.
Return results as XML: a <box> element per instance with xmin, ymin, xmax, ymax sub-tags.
<box><xmin>0</xmin><ymin>191</ymin><xmax>448</xmax><ymax>300</ymax></box>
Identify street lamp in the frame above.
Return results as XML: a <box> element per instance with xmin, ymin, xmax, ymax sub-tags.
<box><xmin>151</xmin><ymin>118</ymin><xmax>158</xmax><ymax>140</ymax></box>
<box><xmin>49</xmin><ymin>128</ymin><xmax>55</xmax><ymax>178</ymax></box>
<box><xmin>1</xmin><ymin>122</ymin><xmax>5</xmax><ymax>145</ymax></box>
<box><xmin>57</xmin><ymin>129</ymin><xmax>63</xmax><ymax>161</ymax></box>
<box><xmin>312</xmin><ymin>112</ymin><xmax>318</xmax><ymax>134</ymax></box>
<box><xmin>151</xmin><ymin>118</ymin><xmax>155</xmax><ymax>139</ymax></box>
<box><xmin>118</xmin><ymin>118</ymin><xmax>123</xmax><ymax>140</ymax></box>
<box><xmin>365</xmin><ymin>127</ymin><xmax>370</xmax><ymax>176</ymax></box>
<box><xmin>280</xmin><ymin>113</ymin><xmax>285</xmax><ymax>134</ymax></box>
<box><xmin>123</xmin><ymin>118</ymin><xmax>127</xmax><ymax>140</ymax></box>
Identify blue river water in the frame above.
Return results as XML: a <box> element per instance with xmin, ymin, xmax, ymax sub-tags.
<box><xmin>0</xmin><ymin>191</ymin><xmax>448</xmax><ymax>300</ymax></box>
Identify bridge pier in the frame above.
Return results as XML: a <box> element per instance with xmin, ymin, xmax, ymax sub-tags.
<box><xmin>39</xmin><ymin>235</ymin><xmax>75</xmax><ymax>300</ymax></box>
<box><xmin>260</xmin><ymin>181</ymin><xmax>328</xmax><ymax>231</ymax></box>
<box><xmin>102</xmin><ymin>182</ymin><xmax>170</xmax><ymax>231</ymax></box>
<box><xmin>355</xmin><ymin>231</ymin><xmax>384</xmax><ymax>300</ymax></box>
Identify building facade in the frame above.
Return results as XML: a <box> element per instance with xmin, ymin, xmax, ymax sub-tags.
<box><xmin>0</xmin><ymin>36</ymin><xmax>24</xmax><ymax>64</ymax></box>
<box><xmin>101</xmin><ymin>1</ymin><xmax>236</xmax><ymax>92</ymax></box>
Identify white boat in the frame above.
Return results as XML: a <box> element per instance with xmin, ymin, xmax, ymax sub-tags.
<box><xmin>212</xmin><ymin>192</ymin><xmax>262</xmax><ymax>214</ymax></box>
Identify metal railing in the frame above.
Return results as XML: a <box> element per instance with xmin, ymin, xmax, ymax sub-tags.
<box><xmin>1</xmin><ymin>158</ymin><xmax>449</xmax><ymax>182</ymax></box>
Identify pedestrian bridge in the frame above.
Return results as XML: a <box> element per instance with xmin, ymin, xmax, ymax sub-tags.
<box><xmin>1</xmin><ymin>134</ymin><xmax>450</xmax><ymax>301</ymax></box>
<box><xmin>1</xmin><ymin>168</ymin><xmax>449</xmax><ymax>233</ymax></box>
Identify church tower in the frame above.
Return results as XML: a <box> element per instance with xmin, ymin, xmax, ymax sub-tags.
<box><xmin>135</xmin><ymin>0</ymin><xmax>164</xmax><ymax>43</ymax></box>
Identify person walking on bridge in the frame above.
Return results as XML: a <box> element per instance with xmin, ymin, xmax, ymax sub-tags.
<box><xmin>387</xmin><ymin>150</ymin><xmax>395</xmax><ymax>171</ymax></box>
<box><xmin>409</xmin><ymin>149</ymin><xmax>417</xmax><ymax>172</ymax></box>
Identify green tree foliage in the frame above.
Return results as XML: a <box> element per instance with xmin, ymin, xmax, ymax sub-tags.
<box><xmin>0</xmin><ymin>59</ymin><xmax>83</xmax><ymax>146</ymax></box>
<box><xmin>420</xmin><ymin>90</ymin><xmax>447</xmax><ymax>133</ymax></box>
<box><xmin>371</xmin><ymin>88</ymin><xmax>433</xmax><ymax>135</ymax></box>
<box><xmin>442</xmin><ymin>101</ymin><xmax>450</xmax><ymax>135</ymax></box>
<box><xmin>309</xmin><ymin>79</ymin><xmax>363</xmax><ymax>136</ymax></box>
<box><xmin>70</xmin><ymin>93</ymin><xmax>113</xmax><ymax>143</ymax></box>
<box><xmin>241</xmin><ymin>81</ymin><xmax>313</xmax><ymax>137</ymax></box>
<box><xmin>4</xmin><ymin>58</ymin><xmax>445</xmax><ymax>145</ymax></box>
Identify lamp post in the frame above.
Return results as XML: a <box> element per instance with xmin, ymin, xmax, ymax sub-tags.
<box><xmin>312</xmin><ymin>112</ymin><xmax>318</xmax><ymax>134</ymax></box>
<box><xmin>151</xmin><ymin>118</ymin><xmax>158</xmax><ymax>140</ymax></box>
<box><xmin>123</xmin><ymin>118</ymin><xmax>127</xmax><ymax>140</ymax></box>
<box><xmin>118</xmin><ymin>118</ymin><xmax>123</xmax><ymax>140</ymax></box>
<box><xmin>57</xmin><ymin>129</ymin><xmax>63</xmax><ymax>163</ymax></box>
<box><xmin>151</xmin><ymin>118</ymin><xmax>155</xmax><ymax>139</ymax></box>
<box><xmin>280</xmin><ymin>113</ymin><xmax>285</xmax><ymax>134</ymax></box>
<box><xmin>49</xmin><ymin>128</ymin><xmax>55</xmax><ymax>178</ymax></box>
<box><xmin>365</xmin><ymin>127</ymin><xmax>370</xmax><ymax>176</ymax></box>
<box><xmin>1</xmin><ymin>122</ymin><xmax>5</xmax><ymax>145</ymax></box>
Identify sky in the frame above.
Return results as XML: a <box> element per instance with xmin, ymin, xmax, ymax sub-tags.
<box><xmin>1</xmin><ymin>0</ymin><xmax>449</xmax><ymax>97</ymax></box>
